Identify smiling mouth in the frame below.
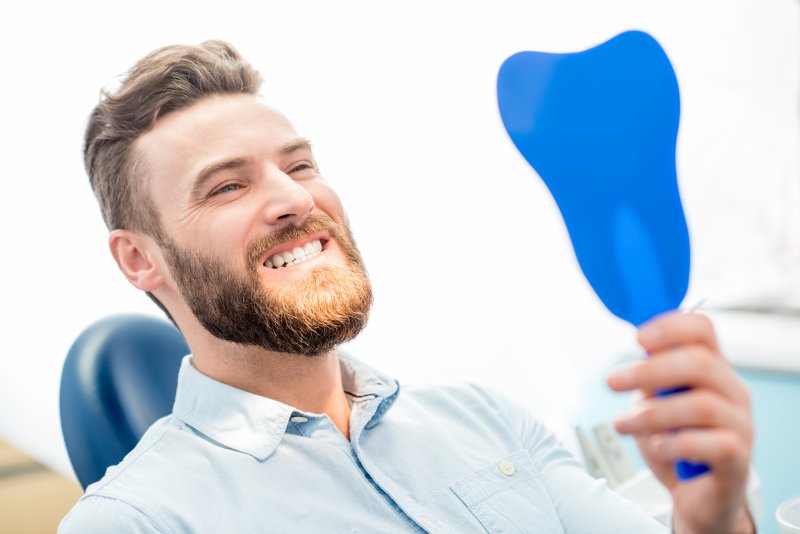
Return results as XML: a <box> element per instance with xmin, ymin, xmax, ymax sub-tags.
<box><xmin>263</xmin><ymin>238</ymin><xmax>327</xmax><ymax>269</ymax></box>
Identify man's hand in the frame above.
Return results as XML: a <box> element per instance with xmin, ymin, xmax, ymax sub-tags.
<box><xmin>607</xmin><ymin>312</ymin><xmax>755</xmax><ymax>534</ymax></box>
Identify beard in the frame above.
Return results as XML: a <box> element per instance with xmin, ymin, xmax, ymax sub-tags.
<box><xmin>159</xmin><ymin>212</ymin><xmax>372</xmax><ymax>356</ymax></box>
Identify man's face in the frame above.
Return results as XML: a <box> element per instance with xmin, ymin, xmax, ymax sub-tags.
<box><xmin>136</xmin><ymin>94</ymin><xmax>372</xmax><ymax>355</ymax></box>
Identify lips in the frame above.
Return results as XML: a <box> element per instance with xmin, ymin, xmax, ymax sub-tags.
<box><xmin>248</xmin><ymin>213</ymin><xmax>342</xmax><ymax>273</ymax></box>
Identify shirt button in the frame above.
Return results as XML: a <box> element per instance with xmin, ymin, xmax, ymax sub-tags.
<box><xmin>498</xmin><ymin>459</ymin><xmax>516</xmax><ymax>476</ymax></box>
<box><xmin>290</xmin><ymin>416</ymin><xmax>309</xmax><ymax>423</ymax></box>
<box><xmin>420</xmin><ymin>517</ymin><xmax>435</xmax><ymax>530</ymax></box>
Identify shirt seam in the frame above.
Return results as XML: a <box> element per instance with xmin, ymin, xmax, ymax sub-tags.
<box><xmin>83</xmin><ymin>425</ymin><xmax>181</xmax><ymax>534</ymax></box>
<box><xmin>81</xmin><ymin>494</ymin><xmax>175</xmax><ymax>534</ymax></box>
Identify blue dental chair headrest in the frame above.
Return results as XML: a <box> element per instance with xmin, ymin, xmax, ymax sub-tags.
<box><xmin>59</xmin><ymin>314</ymin><xmax>187</xmax><ymax>489</ymax></box>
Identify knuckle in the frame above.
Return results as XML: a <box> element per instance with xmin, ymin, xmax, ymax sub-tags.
<box><xmin>669</xmin><ymin>351</ymin><xmax>692</xmax><ymax>377</ymax></box>
<box><xmin>743</xmin><ymin>421</ymin><xmax>754</xmax><ymax>445</ymax></box>
<box><xmin>736</xmin><ymin>408</ymin><xmax>754</xmax><ymax>443</ymax></box>
<box><xmin>694</xmin><ymin>313</ymin><xmax>714</xmax><ymax>334</ymax></box>
<box><xmin>696</xmin><ymin>393</ymin><xmax>719</xmax><ymax>421</ymax></box>
<box><xmin>738</xmin><ymin>384</ymin><xmax>752</xmax><ymax>408</ymax></box>
<box><xmin>670</xmin><ymin>347</ymin><xmax>706</xmax><ymax>380</ymax></box>
<box><xmin>718</xmin><ymin>434</ymin><xmax>742</xmax><ymax>462</ymax></box>
<box><xmin>693</xmin><ymin>347</ymin><xmax>716</xmax><ymax>374</ymax></box>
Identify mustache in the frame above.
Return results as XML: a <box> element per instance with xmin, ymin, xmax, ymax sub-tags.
<box><xmin>246</xmin><ymin>213</ymin><xmax>341</xmax><ymax>269</ymax></box>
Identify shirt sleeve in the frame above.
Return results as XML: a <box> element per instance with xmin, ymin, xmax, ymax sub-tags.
<box><xmin>488</xmin><ymin>388</ymin><xmax>669</xmax><ymax>534</ymax></box>
<box><xmin>58</xmin><ymin>495</ymin><xmax>166</xmax><ymax>534</ymax></box>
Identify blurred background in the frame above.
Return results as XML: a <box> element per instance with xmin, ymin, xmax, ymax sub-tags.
<box><xmin>0</xmin><ymin>0</ymin><xmax>798</xmax><ymax>532</ymax></box>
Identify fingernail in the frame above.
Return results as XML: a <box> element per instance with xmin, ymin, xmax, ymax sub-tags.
<box><xmin>639</xmin><ymin>325</ymin><xmax>662</xmax><ymax>345</ymax></box>
<box><xmin>614</xmin><ymin>416</ymin><xmax>631</xmax><ymax>434</ymax></box>
<box><xmin>608</xmin><ymin>368</ymin><xmax>632</xmax><ymax>389</ymax></box>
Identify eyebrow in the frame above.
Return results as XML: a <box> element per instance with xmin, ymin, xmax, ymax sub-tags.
<box><xmin>189</xmin><ymin>138</ymin><xmax>314</xmax><ymax>199</ymax></box>
<box><xmin>280</xmin><ymin>137</ymin><xmax>313</xmax><ymax>156</ymax></box>
<box><xmin>190</xmin><ymin>156</ymin><xmax>253</xmax><ymax>198</ymax></box>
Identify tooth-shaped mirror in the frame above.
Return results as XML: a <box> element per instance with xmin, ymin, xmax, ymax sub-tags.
<box><xmin>498</xmin><ymin>30</ymin><xmax>707</xmax><ymax>480</ymax></box>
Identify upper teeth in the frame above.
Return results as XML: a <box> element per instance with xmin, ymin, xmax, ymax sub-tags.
<box><xmin>265</xmin><ymin>239</ymin><xmax>323</xmax><ymax>269</ymax></box>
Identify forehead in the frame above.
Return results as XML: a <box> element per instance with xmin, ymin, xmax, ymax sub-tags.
<box><xmin>136</xmin><ymin>94</ymin><xmax>299</xmax><ymax>191</ymax></box>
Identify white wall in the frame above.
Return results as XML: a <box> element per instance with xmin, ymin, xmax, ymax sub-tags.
<box><xmin>0</xmin><ymin>0</ymin><xmax>797</xmax><ymax>478</ymax></box>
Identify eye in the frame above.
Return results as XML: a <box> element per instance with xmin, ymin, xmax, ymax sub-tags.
<box><xmin>210</xmin><ymin>182</ymin><xmax>242</xmax><ymax>196</ymax></box>
<box><xmin>289</xmin><ymin>162</ymin><xmax>315</xmax><ymax>174</ymax></box>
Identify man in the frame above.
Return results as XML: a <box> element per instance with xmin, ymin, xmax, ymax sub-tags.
<box><xmin>60</xmin><ymin>41</ymin><xmax>755</xmax><ymax>533</ymax></box>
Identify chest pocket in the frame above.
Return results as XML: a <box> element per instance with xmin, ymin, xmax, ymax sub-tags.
<box><xmin>450</xmin><ymin>450</ymin><xmax>565</xmax><ymax>534</ymax></box>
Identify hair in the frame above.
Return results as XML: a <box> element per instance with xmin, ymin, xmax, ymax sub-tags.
<box><xmin>84</xmin><ymin>40</ymin><xmax>263</xmax><ymax>319</ymax></box>
<box><xmin>85</xmin><ymin>40</ymin><xmax>262</xmax><ymax>235</ymax></box>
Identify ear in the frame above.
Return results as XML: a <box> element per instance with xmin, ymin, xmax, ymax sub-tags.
<box><xmin>109</xmin><ymin>229</ymin><xmax>166</xmax><ymax>292</ymax></box>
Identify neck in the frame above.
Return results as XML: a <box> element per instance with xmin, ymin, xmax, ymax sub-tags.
<box><xmin>187</xmin><ymin>328</ymin><xmax>352</xmax><ymax>440</ymax></box>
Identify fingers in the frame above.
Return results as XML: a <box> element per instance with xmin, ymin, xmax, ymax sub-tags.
<box><xmin>638</xmin><ymin>312</ymin><xmax>720</xmax><ymax>354</ymax></box>
<box><xmin>607</xmin><ymin>345</ymin><xmax>750</xmax><ymax>408</ymax></box>
<box><xmin>642</xmin><ymin>429</ymin><xmax>750</xmax><ymax>475</ymax></box>
<box><xmin>611</xmin><ymin>310</ymin><xmax>753</xmax><ymax>493</ymax></box>
<box><xmin>614</xmin><ymin>390</ymin><xmax>752</xmax><ymax>441</ymax></box>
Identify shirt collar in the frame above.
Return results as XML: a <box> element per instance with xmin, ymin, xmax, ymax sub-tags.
<box><xmin>172</xmin><ymin>351</ymin><xmax>399</xmax><ymax>461</ymax></box>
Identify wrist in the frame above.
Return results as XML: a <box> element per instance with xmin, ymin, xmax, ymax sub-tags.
<box><xmin>673</xmin><ymin>504</ymin><xmax>755</xmax><ymax>534</ymax></box>
<box><xmin>727</xmin><ymin>506</ymin><xmax>756</xmax><ymax>534</ymax></box>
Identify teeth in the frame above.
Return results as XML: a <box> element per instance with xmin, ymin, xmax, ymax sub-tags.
<box><xmin>264</xmin><ymin>239</ymin><xmax>324</xmax><ymax>269</ymax></box>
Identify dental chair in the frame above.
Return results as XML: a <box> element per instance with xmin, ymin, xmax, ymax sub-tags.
<box><xmin>59</xmin><ymin>314</ymin><xmax>187</xmax><ymax>489</ymax></box>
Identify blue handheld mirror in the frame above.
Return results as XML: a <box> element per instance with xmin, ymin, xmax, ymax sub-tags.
<box><xmin>497</xmin><ymin>30</ymin><xmax>708</xmax><ymax>480</ymax></box>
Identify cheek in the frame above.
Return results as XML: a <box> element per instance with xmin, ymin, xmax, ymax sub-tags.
<box><xmin>184</xmin><ymin>210</ymin><xmax>252</xmax><ymax>268</ymax></box>
<box><xmin>307</xmin><ymin>182</ymin><xmax>347</xmax><ymax>224</ymax></box>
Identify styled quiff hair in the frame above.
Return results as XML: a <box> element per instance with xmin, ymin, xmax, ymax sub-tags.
<box><xmin>84</xmin><ymin>40</ymin><xmax>262</xmax><ymax>237</ymax></box>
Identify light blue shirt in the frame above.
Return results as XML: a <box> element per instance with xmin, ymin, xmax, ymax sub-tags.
<box><xmin>59</xmin><ymin>353</ymin><xmax>666</xmax><ymax>533</ymax></box>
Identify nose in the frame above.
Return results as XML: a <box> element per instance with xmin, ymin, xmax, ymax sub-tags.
<box><xmin>259</xmin><ymin>168</ymin><xmax>315</xmax><ymax>226</ymax></box>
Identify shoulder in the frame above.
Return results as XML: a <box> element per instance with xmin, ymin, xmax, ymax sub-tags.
<box><xmin>84</xmin><ymin>416</ymin><xmax>178</xmax><ymax>495</ymax></box>
<box><xmin>59</xmin><ymin>416</ymin><xmax>199</xmax><ymax>533</ymax></box>
<box><xmin>59</xmin><ymin>494</ymin><xmax>167</xmax><ymax>533</ymax></box>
